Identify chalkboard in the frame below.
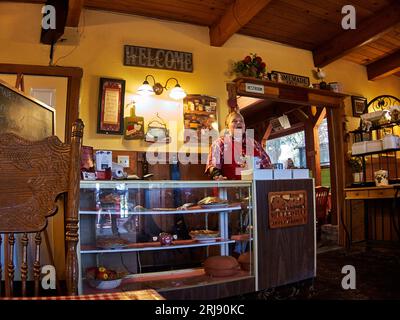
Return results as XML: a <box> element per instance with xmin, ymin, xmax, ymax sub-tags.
<box><xmin>0</xmin><ymin>79</ymin><xmax>54</xmax><ymax>140</ymax></box>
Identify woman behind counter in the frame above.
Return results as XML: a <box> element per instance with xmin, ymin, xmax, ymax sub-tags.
<box><xmin>205</xmin><ymin>111</ymin><xmax>272</xmax><ymax>180</ymax></box>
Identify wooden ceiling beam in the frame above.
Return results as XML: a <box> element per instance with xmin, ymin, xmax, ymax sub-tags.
<box><xmin>261</xmin><ymin>122</ymin><xmax>273</xmax><ymax>145</ymax></box>
<box><xmin>268</xmin><ymin>123</ymin><xmax>305</xmax><ymax>140</ymax></box>
<box><xmin>313</xmin><ymin>3</ymin><xmax>400</xmax><ymax>67</ymax></box>
<box><xmin>209</xmin><ymin>0</ymin><xmax>272</xmax><ymax>47</ymax></box>
<box><xmin>66</xmin><ymin>0</ymin><xmax>84</xmax><ymax>27</ymax></box>
<box><xmin>367</xmin><ymin>49</ymin><xmax>400</xmax><ymax>80</ymax></box>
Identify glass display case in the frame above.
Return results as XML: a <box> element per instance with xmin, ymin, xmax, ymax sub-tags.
<box><xmin>78</xmin><ymin>180</ymin><xmax>254</xmax><ymax>298</ymax></box>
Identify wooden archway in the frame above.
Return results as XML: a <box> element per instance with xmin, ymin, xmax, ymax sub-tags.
<box><xmin>227</xmin><ymin>77</ymin><xmax>348</xmax><ymax>237</ymax></box>
<box><xmin>0</xmin><ymin>63</ymin><xmax>83</xmax><ymax>143</ymax></box>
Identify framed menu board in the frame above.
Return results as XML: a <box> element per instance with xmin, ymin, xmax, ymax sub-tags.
<box><xmin>183</xmin><ymin>94</ymin><xmax>218</xmax><ymax>145</ymax></box>
<box><xmin>97</xmin><ymin>78</ymin><xmax>125</xmax><ymax>135</ymax></box>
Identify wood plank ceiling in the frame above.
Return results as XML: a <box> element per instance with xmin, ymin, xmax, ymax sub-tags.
<box><xmin>7</xmin><ymin>0</ymin><xmax>400</xmax><ymax>79</ymax></box>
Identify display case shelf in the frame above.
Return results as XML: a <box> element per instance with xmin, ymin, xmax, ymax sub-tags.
<box><xmin>80</xmin><ymin>239</ymin><xmax>237</xmax><ymax>254</ymax></box>
<box><xmin>79</xmin><ymin>204</ymin><xmax>243</xmax><ymax>215</ymax></box>
<box><xmin>82</xmin><ymin>268</ymin><xmax>254</xmax><ymax>295</ymax></box>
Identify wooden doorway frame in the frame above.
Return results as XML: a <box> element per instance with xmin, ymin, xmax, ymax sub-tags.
<box><xmin>0</xmin><ymin>63</ymin><xmax>83</xmax><ymax>142</ymax></box>
<box><xmin>227</xmin><ymin>77</ymin><xmax>348</xmax><ymax>245</ymax></box>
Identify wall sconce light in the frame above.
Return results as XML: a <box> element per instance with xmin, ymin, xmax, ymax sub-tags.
<box><xmin>137</xmin><ymin>75</ymin><xmax>187</xmax><ymax>100</ymax></box>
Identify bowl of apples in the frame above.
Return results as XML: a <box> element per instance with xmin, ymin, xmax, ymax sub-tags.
<box><xmin>86</xmin><ymin>266</ymin><xmax>125</xmax><ymax>290</ymax></box>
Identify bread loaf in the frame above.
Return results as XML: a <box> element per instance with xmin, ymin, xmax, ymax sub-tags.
<box><xmin>203</xmin><ymin>256</ymin><xmax>240</xmax><ymax>277</ymax></box>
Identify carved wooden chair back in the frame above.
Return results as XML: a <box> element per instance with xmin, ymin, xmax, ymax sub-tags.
<box><xmin>315</xmin><ymin>186</ymin><xmax>330</xmax><ymax>222</ymax></box>
<box><xmin>0</xmin><ymin>119</ymin><xmax>84</xmax><ymax>297</ymax></box>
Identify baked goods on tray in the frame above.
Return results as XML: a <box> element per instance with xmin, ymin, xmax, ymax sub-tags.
<box><xmin>96</xmin><ymin>236</ymin><xmax>130</xmax><ymax>249</ymax></box>
<box><xmin>189</xmin><ymin>229</ymin><xmax>219</xmax><ymax>242</ymax></box>
<box><xmin>197</xmin><ymin>197</ymin><xmax>228</xmax><ymax>208</ymax></box>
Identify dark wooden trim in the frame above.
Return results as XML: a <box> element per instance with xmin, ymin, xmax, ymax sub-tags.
<box><xmin>65</xmin><ymin>119</ymin><xmax>84</xmax><ymax>295</ymax></box>
<box><xmin>227</xmin><ymin>82</ymin><xmax>238</xmax><ymax>111</ymax></box>
<box><xmin>268</xmin><ymin>122</ymin><xmax>304</xmax><ymax>140</ymax></box>
<box><xmin>313</xmin><ymin>3</ymin><xmax>400</xmax><ymax>68</ymax></box>
<box><xmin>0</xmin><ymin>63</ymin><xmax>83</xmax><ymax>142</ymax></box>
<box><xmin>0</xmin><ymin>63</ymin><xmax>83</xmax><ymax>78</ymax></box>
<box><xmin>367</xmin><ymin>49</ymin><xmax>400</xmax><ymax>81</ymax></box>
<box><xmin>293</xmin><ymin>108</ymin><xmax>309</xmax><ymax>122</ymax></box>
<box><xmin>209</xmin><ymin>0</ymin><xmax>272</xmax><ymax>47</ymax></box>
<box><xmin>66</xmin><ymin>75</ymin><xmax>82</xmax><ymax>142</ymax></box>
<box><xmin>233</xmin><ymin>77</ymin><xmax>347</xmax><ymax>108</ymax></box>
<box><xmin>304</xmin><ymin>121</ymin><xmax>321</xmax><ymax>186</ymax></box>
<box><xmin>312</xmin><ymin>107</ymin><xmax>326</xmax><ymax>127</ymax></box>
<box><xmin>326</xmin><ymin>104</ymin><xmax>346</xmax><ymax>236</ymax></box>
<box><xmin>66</xmin><ymin>0</ymin><xmax>83</xmax><ymax>27</ymax></box>
<box><xmin>160</xmin><ymin>277</ymin><xmax>255</xmax><ymax>300</ymax></box>
<box><xmin>261</xmin><ymin>122</ymin><xmax>273</xmax><ymax>144</ymax></box>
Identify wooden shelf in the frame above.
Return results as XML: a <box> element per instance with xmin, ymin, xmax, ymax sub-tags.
<box><xmin>82</xmin><ymin>268</ymin><xmax>254</xmax><ymax>295</ymax></box>
<box><xmin>350</xmin><ymin>120</ymin><xmax>400</xmax><ymax>134</ymax></box>
<box><xmin>79</xmin><ymin>204</ymin><xmax>243</xmax><ymax>215</ymax></box>
<box><xmin>184</xmin><ymin>110</ymin><xmax>215</xmax><ymax>116</ymax></box>
<box><xmin>352</xmin><ymin>147</ymin><xmax>400</xmax><ymax>157</ymax></box>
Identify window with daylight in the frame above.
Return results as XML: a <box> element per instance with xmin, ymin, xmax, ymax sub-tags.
<box><xmin>265</xmin><ymin>118</ymin><xmax>330</xmax><ymax>186</ymax></box>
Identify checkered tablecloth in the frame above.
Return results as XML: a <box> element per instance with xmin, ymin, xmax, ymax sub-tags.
<box><xmin>0</xmin><ymin>289</ymin><xmax>164</xmax><ymax>300</ymax></box>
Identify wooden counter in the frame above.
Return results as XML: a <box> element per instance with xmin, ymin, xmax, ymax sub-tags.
<box><xmin>253</xmin><ymin>179</ymin><xmax>316</xmax><ymax>290</ymax></box>
<box><xmin>345</xmin><ymin>184</ymin><xmax>400</xmax><ymax>199</ymax></box>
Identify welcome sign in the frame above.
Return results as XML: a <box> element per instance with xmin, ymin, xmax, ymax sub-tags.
<box><xmin>124</xmin><ymin>45</ymin><xmax>193</xmax><ymax>72</ymax></box>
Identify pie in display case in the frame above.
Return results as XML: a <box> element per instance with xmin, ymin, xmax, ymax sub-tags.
<box><xmin>78</xmin><ymin>180</ymin><xmax>255</xmax><ymax>299</ymax></box>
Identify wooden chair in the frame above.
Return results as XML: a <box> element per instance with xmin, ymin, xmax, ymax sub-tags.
<box><xmin>0</xmin><ymin>119</ymin><xmax>84</xmax><ymax>297</ymax></box>
<box><xmin>315</xmin><ymin>186</ymin><xmax>330</xmax><ymax>239</ymax></box>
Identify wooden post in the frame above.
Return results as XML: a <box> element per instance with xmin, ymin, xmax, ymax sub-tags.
<box><xmin>15</xmin><ymin>74</ymin><xmax>25</xmax><ymax>92</ymax></box>
<box><xmin>65</xmin><ymin>119</ymin><xmax>84</xmax><ymax>295</ymax></box>
<box><xmin>261</xmin><ymin>123</ymin><xmax>273</xmax><ymax>146</ymax></box>
<box><xmin>326</xmin><ymin>104</ymin><xmax>347</xmax><ymax>245</ymax></box>
<box><xmin>226</xmin><ymin>82</ymin><xmax>238</xmax><ymax>112</ymax></box>
<box><xmin>304</xmin><ymin>119</ymin><xmax>322</xmax><ymax>186</ymax></box>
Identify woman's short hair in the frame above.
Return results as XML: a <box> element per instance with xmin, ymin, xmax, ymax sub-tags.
<box><xmin>225</xmin><ymin>111</ymin><xmax>245</xmax><ymax>128</ymax></box>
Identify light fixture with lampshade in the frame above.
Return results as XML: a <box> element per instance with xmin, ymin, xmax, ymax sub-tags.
<box><xmin>137</xmin><ymin>75</ymin><xmax>187</xmax><ymax>100</ymax></box>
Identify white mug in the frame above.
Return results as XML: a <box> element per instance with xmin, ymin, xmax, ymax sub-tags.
<box><xmin>374</xmin><ymin>170</ymin><xmax>388</xmax><ymax>187</ymax></box>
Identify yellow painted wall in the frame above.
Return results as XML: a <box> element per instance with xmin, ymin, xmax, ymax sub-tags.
<box><xmin>1</xmin><ymin>3</ymin><xmax>400</xmax><ymax>152</ymax></box>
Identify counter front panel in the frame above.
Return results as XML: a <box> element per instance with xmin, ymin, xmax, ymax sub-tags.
<box><xmin>255</xmin><ymin>179</ymin><xmax>316</xmax><ymax>290</ymax></box>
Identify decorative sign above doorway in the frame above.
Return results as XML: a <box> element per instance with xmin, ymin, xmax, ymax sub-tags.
<box><xmin>268</xmin><ymin>190</ymin><xmax>308</xmax><ymax>228</ymax></box>
<box><xmin>124</xmin><ymin>45</ymin><xmax>193</xmax><ymax>72</ymax></box>
<box><xmin>270</xmin><ymin>71</ymin><xmax>310</xmax><ymax>88</ymax></box>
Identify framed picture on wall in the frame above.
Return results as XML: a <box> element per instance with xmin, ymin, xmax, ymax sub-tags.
<box><xmin>97</xmin><ymin>77</ymin><xmax>125</xmax><ymax>134</ymax></box>
<box><xmin>351</xmin><ymin>96</ymin><xmax>367</xmax><ymax>117</ymax></box>
<box><xmin>183</xmin><ymin>94</ymin><xmax>219</xmax><ymax>145</ymax></box>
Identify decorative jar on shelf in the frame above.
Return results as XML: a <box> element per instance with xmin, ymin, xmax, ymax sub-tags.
<box><xmin>352</xmin><ymin>172</ymin><xmax>364</xmax><ymax>184</ymax></box>
<box><xmin>374</xmin><ymin>170</ymin><xmax>389</xmax><ymax>187</ymax></box>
